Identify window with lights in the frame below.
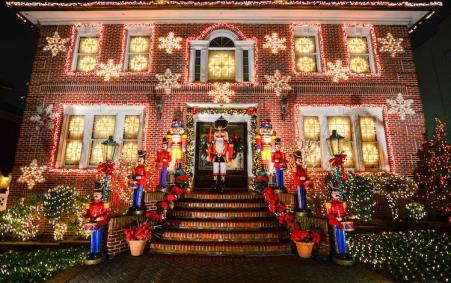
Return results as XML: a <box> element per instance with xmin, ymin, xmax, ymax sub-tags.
<box><xmin>71</xmin><ymin>26</ymin><xmax>102</xmax><ymax>73</ymax></box>
<box><xmin>123</xmin><ymin>25</ymin><xmax>152</xmax><ymax>72</ymax></box>
<box><xmin>189</xmin><ymin>29</ymin><xmax>255</xmax><ymax>83</ymax></box>
<box><xmin>344</xmin><ymin>26</ymin><xmax>376</xmax><ymax>74</ymax></box>
<box><xmin>297</xmin><ymin>106</ymin><xmax>389</xmax><ymax>171</ymax></box>
<box><xmin>293</xmin><ymin>25</ymin><xmax>322</xmax><ymax>73</ymax></box>
<box><xmin>57</xmin><ymin>105</ymin><xmax>144</xmax><ymax>169</ymax></box>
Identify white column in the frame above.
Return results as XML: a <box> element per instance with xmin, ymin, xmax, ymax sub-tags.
<box><xmin>235</xmin><ymin>48</ymin><xmax>243</xmax><ymax>82</ymax></box>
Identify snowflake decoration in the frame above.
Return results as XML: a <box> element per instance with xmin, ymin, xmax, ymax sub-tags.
<box><xmin>325</xmin><ymin>60</ymin><xmax>350</xmax><ymax>83</ymax></box>
<box><xmin>378</xmin><ymin>33</ymin><xmax>404</xmax><ymax>58</ymax></box>
<box><xmin>18</xmin><ymin>159</ymin><xmax>47</xmax><ymax>190</ymax></box>
<box><xmin>158</xmin><ymin>32</ymin><xmax>182</xmax><ymax>54</ymax></box>
<box><xmin>154</xmin><ymin>0</ymin><xmax>168</xmax><ymax>3</ymax></box>
<box><xmin>263</xmin><ymin>33</ymin><xmax>287</xmax><ymax>54</ymax></box>
<box><xmin>43</xmin><ymin>31</ymin><xmax>69</xmax><ymax>57</ymax></box>
<box><xmin>208</xmin><ymin>83</ymin><xmax>235</xmax><ymax>103</ymax></box>
<box><xmin>386</xmin><ymin>93</ymin><xmax>415</xmax><ymax>121</ymax></box>
<box><xmin>96</xmin><ymin>59</ymin><xmax>121</xmax><ymax>81</ymax></box>
<box><xmin>264</xmin><ymin>70</ymin><xmax>291</xmax><ymax>97</ymax></box>
<box><xmin>30</xmin><ymin>103</ymin><xmax>58</xmax><ymax>131</ymax></box>
<box><xmin>155</xmin><ymin>68</ymin><xmax>181</xmax><ymax>95</ymax></box>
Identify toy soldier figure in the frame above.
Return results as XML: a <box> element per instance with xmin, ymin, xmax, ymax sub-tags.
<box><xmin>156</xmin><ymin>138</ymin><xmax>171</xmax><ymax>192</ymax></box>
<box><xmin>129</xmin><ymin>150</ymin><xmax>148</xmax><ymax>215</ymax></box>
<box><xmin>256</xmin><ymin>120</ymin><xmax>277</xmax><ymax>174</ymax></box>
<box><xmin>326</xmin><ymin>189</ymin><xmax>355</xmax><ymax>266</ymax></box>
<box><xmin>83</xmin><ymin>188</ymin><xmax>110</xmax><ymax>265</ymax></box>
<box><xmin>271</xmin><ymin>138</ymin><xmax>287</xmax><ymax>190</ymax></box>
<box><xmin>292</xmin><ymin>150</ymin><xmax>309</xmax><ymax>214</ymax></box>
<box><xmin>166</xmin><ymin>119</ymin><xmax>187</xmax><ymax>171</ymax></box>
<box><xmin>207</xmin><ymin>116</ymin><xmax>233</xmax><ymax>193</ymax></box>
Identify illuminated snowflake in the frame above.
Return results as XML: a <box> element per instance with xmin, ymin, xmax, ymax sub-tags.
<box><xmin>30</xmin><ymin>103</ymin><xmax>58</xmax><ymax>131</ymax></box>
<box><xmin>43</xmin><ymin>31</ymin><xmax>69</xmax><ymax>57</ymax></box>
<box><xmin>378</xmin><ymin>33</ymin><xmax>404</xmax><ymax>58</ymax></box>
<box><xmin>154</xmin><ymin>0</ymin><xmax>168</xmax><ymax>3</ymax></box>
<box><xmin>325</xmin><ymin>60</ymin><xmax>349</xmax><ymax>83</ymax></box>
<box><xmin>208</xmin><ymin>83</ymin><xmax>235</xmax><ymax>103</ymax></box>
<box><xmin>158</xmin><ymin>32</ymin><xmax>182</xmax><ymax>54</ymax></box>
<box><xmin>96</xmin><ymin>59</ymin><xmax>121</xmax><ymax>81</ymax></box>
<box><xmin>263</xmin><ymin>33</ymin><xmax>287</xmax><ymax>54</ymax></box>
<box><xmin>386</xmin><ymin>93</ymin><xmax>415</xmax><ymax>121</ymax></box>
<box><xmin>156</xmin><ymin>68</ymin><xmax>181</xmax><ymax>95</ymax></box>
<box><xmin>18</xmin><ymin>159</ymin><xmax>47</xmax><ymax>190</ymax></box>
<box><xmin>264</xmin><ymin>70</ymin><xmax>291</xmax><ymax>97</ymax></box>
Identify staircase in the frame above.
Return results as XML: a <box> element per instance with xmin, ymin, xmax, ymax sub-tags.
<box><xmin>150</xmin><ymin>191</ymin><xmax>293</xmax><ymax>256</ymax></box>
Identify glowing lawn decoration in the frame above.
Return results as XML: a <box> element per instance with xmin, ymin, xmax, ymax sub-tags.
<box><xmin>18</xmin><ymin>159</ymin><xmax>47</xmax><ymax>190</ymax></box>
<box><xmin>264</xmin><ymin>70</ymin><xmax>291</xmax><ymax>97</ymax></box>
<box><xmin>43</xmin><ymin>31</ymin><xmax>69</xmax><ymax>57</ymax></box>
<box><xmin>156</xmin><ymin>68</ymin><xmax>181</xmax><ymax>95</ymax></box>
<box><xmin>96</xmin><ymin>59</ymin><xmax>121</xmax><ymax>81</ymax></box>
<box><xmin>386</xmin><ymin>93</ymin><xmax>415</xmax><ymax>121</ymax></box>
<box><xmin>378</xmin><ymin>33</ymin><xmax>404</xmax><ymax>58</ymax></box>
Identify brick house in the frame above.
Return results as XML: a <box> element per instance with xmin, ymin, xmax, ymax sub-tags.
<box><xmin>4</xmin><ymin>1</ymin><xmax>442</xmax><ymax>240</ymax></box>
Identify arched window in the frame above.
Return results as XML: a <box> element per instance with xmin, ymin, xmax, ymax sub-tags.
<box><xmin>189</xmin><ymin>29</ymin><xmax>255</xmax><ymax>83</ymax></box>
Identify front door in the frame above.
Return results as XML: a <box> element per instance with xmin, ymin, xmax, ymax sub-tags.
<box><xmin>194</xmin><ymin>122</ymin><xmax>248</xmax><ymax>190</ymax></box>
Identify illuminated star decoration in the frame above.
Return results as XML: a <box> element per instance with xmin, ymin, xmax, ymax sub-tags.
<box><xmin>43</xmin><ymin>31</ymin><xmax>69</xmax><ymax>57</ymax></box>
<box><xmin>18</xmin><ymin>159</ymin><xmax>47</xmax><ymax>190</ymax></box>
<box><xmin>208</xmin><ymin>82</ymin><xmax>235</xmax><ymax>103</ymax></box>
<box><xmin>30</xmin><ymin>103</ymin><xmax>58</xmax><ymax>131</ymax></box>
<box><xmin>325</xmin><ymin>60</ymin><xmax>349</xmax><ymax>83</ymax></box>
<box><xmin>154</xmin><ymin>0</ymin><xmax>168</xmax><ymax>3</ymax></box>
<box><xmin>378</xmin><ymin>33</ymin><xmax>404</xmax><ymax>58</ymax></box>
<box><xmin>158</xmin><ymin>32</ymin><xmax>182</xmax><ymax>54</ymax></box>
<box><xmin>263</xmin><ymin>33</ymin><xmax>287</xmax><ymax>54</ymax></box>
<box><xmin>155</xmin><ymin>68</ymin><xmax>181</xmax><ymax>95</ymax></box>
<box><xmin>96</xmin><ymin>59</ymin><xmax>121</xmax><ymax>81</ymax></box>
<box><xmin>386</xmin><ymin>93</ymin><xmax>415</xmax><ymax>121</ymax></box>
<box><xmin>264</xmin><ymin>70</ymin><xmax>291</xmax><ymax>97</ymax></box>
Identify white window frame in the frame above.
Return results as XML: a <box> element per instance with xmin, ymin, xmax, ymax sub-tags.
<box><xmin>344</xmin><ymin>26</ymin><xmax>377</xmax><ymax>74</ymax></box>
<box><xmin>71</xmin><ymin>25</ymin><xmax>102</xmax><ymax>72</ymax></box>
<box><xmin>56</xmin><ymin>105</ymin><xmax>145</xmax><ymax>169</ymax></box>
<box><xmin>293</xmin><ymin>25</ymin><xmax>322</xmax><ymax>72</ymax></box>
<box><xmin>297</xmin><ymin>106</ymin><xmax>389</xmax><ymax>172</ymax></box>
<box><xmin>189</xmin><ymin>29</ymin><xmax>255</xmax><ymax>83</ymax></box>
<box><xmin>123</xmin><ymin>25</ymin><xmax>152</xmax><ymax>72</ymax></box>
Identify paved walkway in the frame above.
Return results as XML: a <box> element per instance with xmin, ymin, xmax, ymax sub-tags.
<box><xmin>60</xmin><ymin>254</ymin><xmax>392</xmax><ymax>283</ymax></box>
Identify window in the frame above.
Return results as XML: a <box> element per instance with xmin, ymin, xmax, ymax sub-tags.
<box><xmin>344</xmin><ymin>26</ymin><xmax>376</xmax><ymax>74</ymax></box>
<box><xmin>189</xmin><ymin>29</ymin><xmax>255</xmax><ymax>83</ymax></box>
<box><xmin>293</xmin><ymin>25</ymin><xmax>322</xmax><ymax>73</ymax></box>
<box><xmin>298</xmin><ymin>106</ymin><xmax>389</xmax><ymax>171</ymax></box>
<box><xmin>57</xmin><ymin>106</ymin><xmax>144</xmax><ymax>169</ymax></box>
<box><xmin>71</xmin><ymin>25</ymin><xmax>102</xmax><ymax>73</ymax></box>
<box><xmin>123</xmin><ymin>25</ymin><xmax>152</xmax><ymax>72</ymax></box>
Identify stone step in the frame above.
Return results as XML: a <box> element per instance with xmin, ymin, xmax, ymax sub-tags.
<box><xmin>166</xmin><ymin>218</ymin><xmax>279</xmax><ymax>230</ymax></box>
<box><xmin>157</xmin><ymin>229</ymin><xmax>289</xmax><ymax>242</ymax></box>
<box><xmin>175</xmin><ymin>201</ymin><xmax>267</xmax><ymax>210</ymax></box>
<box><xmin>150</xmin><ymin>240</ymin><xmax>293</xmax><ymax>256</ymax></box>
<box><xmin>168</xmin><ymin>209</ymin><xmax>272</xmax><ymax>219</ymax></box>
<box><xmin>182</xmin><ymin>193</ymin><xmax>263</xmax><ymax>201</ymax></box>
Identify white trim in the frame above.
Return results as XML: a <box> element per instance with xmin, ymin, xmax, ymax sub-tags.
<box><xmin>297</xmin><ymin>106</ymin><xmax>389</xmax><ymax>171</ymax></box>
<box><xmin>344</xmin><ymin>26</ymin><xmax>377</xmax><ymax>74</ymax></box>
<box><xmin>123</xmin><ymin>25</ymin><xmax>152</xmax><ymax>71</ymax></box>
<box><xmin>293</xmin><ymin>24</ymin><xmax>322</xmax><ymax>72</ymax></box>
<box><xmin>70</xmin><ymin>25</ymin><xmax>101</xmax><ymax>72</ymax></box>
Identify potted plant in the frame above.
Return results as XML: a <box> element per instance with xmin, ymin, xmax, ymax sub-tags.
<box><xmin>290</xmin><ymin>222</ymin><xmax>321</xmax><ymax>258</ymax></box>
<box><xmin>123</xmin><ymin>221</ymin><xmax>152</xmax><ymax>256</ymax></box>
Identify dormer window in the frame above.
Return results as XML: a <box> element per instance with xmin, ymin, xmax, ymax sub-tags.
<box><xmin>189</xmin><ymin>29</ymin><xmax>255</xmax><ymax>83</ymax></box>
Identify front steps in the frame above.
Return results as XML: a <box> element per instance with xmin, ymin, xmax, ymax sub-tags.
<box><xmin>150</xmin><ymin>192</ymin><xmax>292</xmax><ymax>256</ymax></box>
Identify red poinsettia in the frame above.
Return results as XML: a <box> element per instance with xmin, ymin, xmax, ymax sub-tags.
<box><xmin>124</xmin><ymin>221</ymin><xmax>152</xmax><ymax>242</ymax></box>
<box><xmin>98</xmin><ymin>160</ymin><xmax>115</xmax><ymax>176</ymax></box>
<box><xmin>158</xmin><ymin>201</ymin><xmax>169</xmax><ymax>210</ymax></box>
<box><xmin>176</xmin><ymin>175</ymin><xmax>189</xmax><ymax>182</ymax></box>
<box><xmin>246</xmin><ymin>107</ymin><xmax>256</xmax><ymax>116</ymax></box>
<box><xmin>170</xmin><ymin>185</ymin><xmax>184</xmax><ymax>196</ymax></box>
<box><xmin>145</xmin><ymin>211</ymin><xmax>162</xmax><ymax>223</ymax></box>
<box><xmin>290</xmin><ymin>224</ymin><xmax>321</xmax><ymax>244</ymax></box>
<box><xmin>164</xmin><ymin>193</ymin><xmax>176</xmax><ymax>203</ymax></box>
<box><xmin>277</xmin><ymin>202</ymin><xmax>287</xmax><ymax>214</ymax></box>
<box><xmin>191</xmin><ymin>107</ymin><xmax>200</xmax><ymax>115</ymax></box>
<box><xmin>278</xmin><ymin>213</ymin><xmax>294</xmax><ymax>225</ymax></box>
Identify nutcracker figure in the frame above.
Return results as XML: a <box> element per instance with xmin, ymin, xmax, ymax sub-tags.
<box><xmin>156</xmin><ymin>138</ymin><xmax>172</xmax><ymax>192</ymax></box>
<box><xmin>292</xmin><ymin>150</ymin><xmax>309</xmax><ymax>214</ymax></box>
<box><xmin>207</xmin><ymin>116</ymin><xmax>233</xmax><ymax>193</ymax></box>
<box><xmin>326</xmin><ymin>189</ymin><xmax>355</xmax><ymax>266</ymax></box>
<box><xmin>166</xmin><ymin>119</ymin><xmax>187</xmax><ymax>171</ymax></box>
<box><xmin>256</xmin><ymin>120</ymin><xmax>277</xmax><ymax>173</ymax></box>
<box><xmin>271</xmin><ymin>138</ymin><xmax>287</xmax><ymax>189</ymax></box>
<box><xmin>83</xmin><ymin>188</ymin><xmax>110</xmax><ymax>265</ymax></box>
<box><xmin>129</xmin><ymin>150</ymin><xmax>148</xmax><ymax>215</ymax></box>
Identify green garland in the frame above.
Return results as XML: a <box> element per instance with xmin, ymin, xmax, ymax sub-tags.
<box><xmin>185</xmin><ymin>107</ymin><xmax>258</xmax><ymax>190</ymax></box>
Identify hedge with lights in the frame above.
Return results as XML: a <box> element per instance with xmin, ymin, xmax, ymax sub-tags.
<box><xmin>343</xmin><ymin>175</ymin><xmax>375</xmax><ymax>221</ymax></box>
<box><xmin>0</xmin><ymin>247</ymin><xmax>84</xmax><ymax>282</ymax></box>
<box><xmin>0</xmin><ymin>196</ymin><xmax>41</xmax><ymax>241</ymax></box>
<box><xmin>349</xmin><ymin>230</ymin><xmax>450</xmax><ymax>282</ymax></box>
<box><xmin>403</xmin><ymin>202</ymin><xmax>427</xmax><ymax>220</ymax></box>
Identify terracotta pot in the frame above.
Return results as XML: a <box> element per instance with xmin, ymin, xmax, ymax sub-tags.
<box><xmin>295</xmin><ymin>241</ymin><xmax>314</xmax><ymax>258</ymax></box>
<box><xmin>128</xmin><ymin>240</ymin><xmax>147</xmax><ymax>256</ymax></box>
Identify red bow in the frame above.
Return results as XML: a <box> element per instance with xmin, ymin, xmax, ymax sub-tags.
<box><xmin>246</xmin><ymin>107</ymin><xmax>256</xmax><ymax>116</ymax></box>
<box><xmin>98</xmin><ymin>161</ymin><xmax>115</xmax><ymax>176</ymax></box>
<box><xmin>329</xmin><ymin>152</ymin><xmax>347</xmax><ymax>180</ymax></box>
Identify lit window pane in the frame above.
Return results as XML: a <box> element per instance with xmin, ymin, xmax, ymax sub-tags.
<box><xmin>305</xmin><ymin>142</ymin><xmax>321</xmax><ymax>168</ymax></box>
<box><xmin>65</xmin><ymin>141</ymin><xmax>83</xmax><ymax>165</ymax></box>
<box><xmin>347</xmin><ymin>37</ymin><xmax>370</xmax><ymax>74</ymax></box>
<box><xmin>67</xmin><ymin>116</ymin><xmax>85</xmax><ymax>139</ymax></box>
<box><xmin>129</xmin><ymin>36</ymin><xmax>149</xmax><ymax>53</ymax></box>
<box><xmin>297</xmin><ymin>56</ymin><xmax>317</xmax><ymax>73</ymax></box>
<box><xmin>295</xmin><ymin>36</ymin><xmax>317</xmax><ymax>73</ymax></box>
<box><xmin>303</xmin><ymin>116</ymin><xmax>321</xmax><ymax>168</ymax></box>
<box><xmin>295</xmin><ymin>37</ymin><xmax>316</xmax><ymax>54</ymax></box>
<box><xmin>342</xmin><ymin>143</ymin><xmax>354</xmax><ymax>168</ymax></box>
<box><xmin>349</xmin><ymin>56</ymin><xmax>370</xmax><ymax>73</ymax></box>
<box><xmin>89</xmin><ymin>141</ymin><xmax>104</xmax><ymax>165</ymax></box>
<box><xmin>127</xmin><ymin>36</ymin><xmax>150</xmax><ymax>72</ymax></box>
<box><xmin>92</xmin><ymin>116</ymin><xmax>115</xmax><ymax>139</ymax></box>
<box><xmin>76</xmin><ymin>55</ymin><xmax>96</xmax><ymax>72</ymax></box>
<box><xmin>347</xmin><ymin>37</ymin><xmax>368</xmax><ymax>54</ymax></box>
<box><xmin>123</xmin><ymin>115</ymin><xmax>140</xmax><ymax>139</ymax></box>
<box><xmin>360</xmin><ymin>117</ymin><xmax>377</xmax><ymax>142</ymax></box>
<box><xmin>79</xmin><ymin>37</ymin><xmax>99</xmax><ymax>54</ymax></box>
<box><xmin>64</xmin><ymin>116</ymin><xmax>85</xmax><ymax>166</ymax></box>
<box><xmin>128</xmin><ymin>54</ymin><xmax>148</xmax><ymax>72</ymax></box>
<box><xmin>122</xmin><ymin>141</ymin><xmax>138</xmax><ymax>164</ymax></box>
<box><xmin>208</xmin><ymin>51</ymin><xmax>235</xmax><ymax>81</ymax></box>
<box><xmin>360</xmin><ymin>117</ymin><xmax>379</xmax><ymax>168</ymax></box>
<box><xmin>304</xmin><ymin>116</ymin><xmax>320</xmax><ymax>140</ymax></box>
<box><xmin>328</xmin><ymin>116</ymin><xmax>353</xmax><ymax>168</ymax></box>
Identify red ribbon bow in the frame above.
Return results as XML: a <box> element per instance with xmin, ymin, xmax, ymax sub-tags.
<box><xmin>329</xmin><ymin>152</ymin><xmax>347</xmax><ymax>180</ymax></box>
<box><xmin>98</xmin><ymin>161</ymin><xmax>115</xmax><ymax>176</ymax></box>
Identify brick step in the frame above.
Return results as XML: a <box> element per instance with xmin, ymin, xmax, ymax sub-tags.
<box><xmin>166</xmin><ymin>218</ymin><xmax>279</xmax><ymax>230</ymax></box>
<box><xmin>156</xmin><ymin>229</ymin><xmax>289</xmax><ymax>242</ymax></box>
<box><xmin>168</xmin><ymin>209</ymin><xmax>272</xmax><ymax>219</ymax></box>
<box><xmin>150</xmin><ymin>239</ymin><xmax>293</xmax><ymax>256</ymax></box>
<box><xmin>182</xmin><ymin>193</ymin><xmax>263</xmax><ymax>201</ymax></box>
<box><xmin>175</xmin><ymin>201</ymin><xmax>267</xmax><ymax>210</ymax></box>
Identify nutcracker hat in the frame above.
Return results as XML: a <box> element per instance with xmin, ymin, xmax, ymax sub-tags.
<box><xmin>214</xmin><ymin>116</ymin><xmax>228</xmax><ymax>130</ymax></box>
<box><xmin>275</xmin><ymin>138</ymin><xmax>282</xmax><ymax>145</ymax></box>
<box><xmin>171</xmin><ymin>119</ymin><xmax>184</xmax><ymax>128</ymax></box>
<box><xmin>162</xmin><ymin>137</ymin><xmax>169</xmax><ymax>145</ymax></box>
<box><xmin>293</xmin><ymin>150</ymin><xmax>303</xmax><ymax>159</ymax></box>
<box><xmin>94</xmin><ymin>181</ymin><xmax>103</xmax><ymax>193</ymax></box>
<box><xmin>138</xmin><ymin>150</ymin><xmax>146</xmax><ymax>158</ymax></box>
<box><xmin>259</xmin><ymin>119</ymin><xmax>272</xmax><ymax>129</ymax></box>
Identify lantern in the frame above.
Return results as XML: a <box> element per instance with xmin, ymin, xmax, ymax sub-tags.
<box><xmin>327</xmin><ymin>130</ymin><xmax>345</xmax><ymax>157</ymax></box>
<box><xmin>101</xmin><ymin>136</ymin><xmax>119</xmax><ymax>162</ymax></box>
<box><xmin>0</xmin><ymin>173</ymin><xmax>11</xmax><ymax>190</ymax></box>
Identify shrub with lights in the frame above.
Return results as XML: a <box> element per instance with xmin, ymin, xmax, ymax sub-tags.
<box><xmin>403</xmin><ymin>202</ymin><xmax>427</xmax><ymax>220</ymax></box>
<box><xmin>343</xmin><ymin>175</ymin><xmax>375</xmax><ymax>221</ymax></box>
<box><xmin>348</xmin><ymin>230</ymin><xmax>450</xmax><ymax>282</ymax></box>
<box><xmin>0</xmin><ymin>197</ymin><xmax>41</xmax><ymax>241</ymax></box>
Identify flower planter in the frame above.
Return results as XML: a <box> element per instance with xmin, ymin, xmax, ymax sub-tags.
<box><xmin>295</xmin><ymin>242</ymin><xmax>314</xmax><ymax>258</ymax></box>
<box><xmin>128</xmin><ymin>240</ymin><xmax>147</xmax><ymax>256</ymax></box>
<box><xmin>0</xmin><ymin>190</ymin><xmax>9</xmax><ymax>212</ymax></box>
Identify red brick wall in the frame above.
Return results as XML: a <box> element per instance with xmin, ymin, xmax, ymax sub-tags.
<box><xmin>9</xmin><ymin>23</ymin><xmax>425</xmax><ymax>211</ymax></box>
